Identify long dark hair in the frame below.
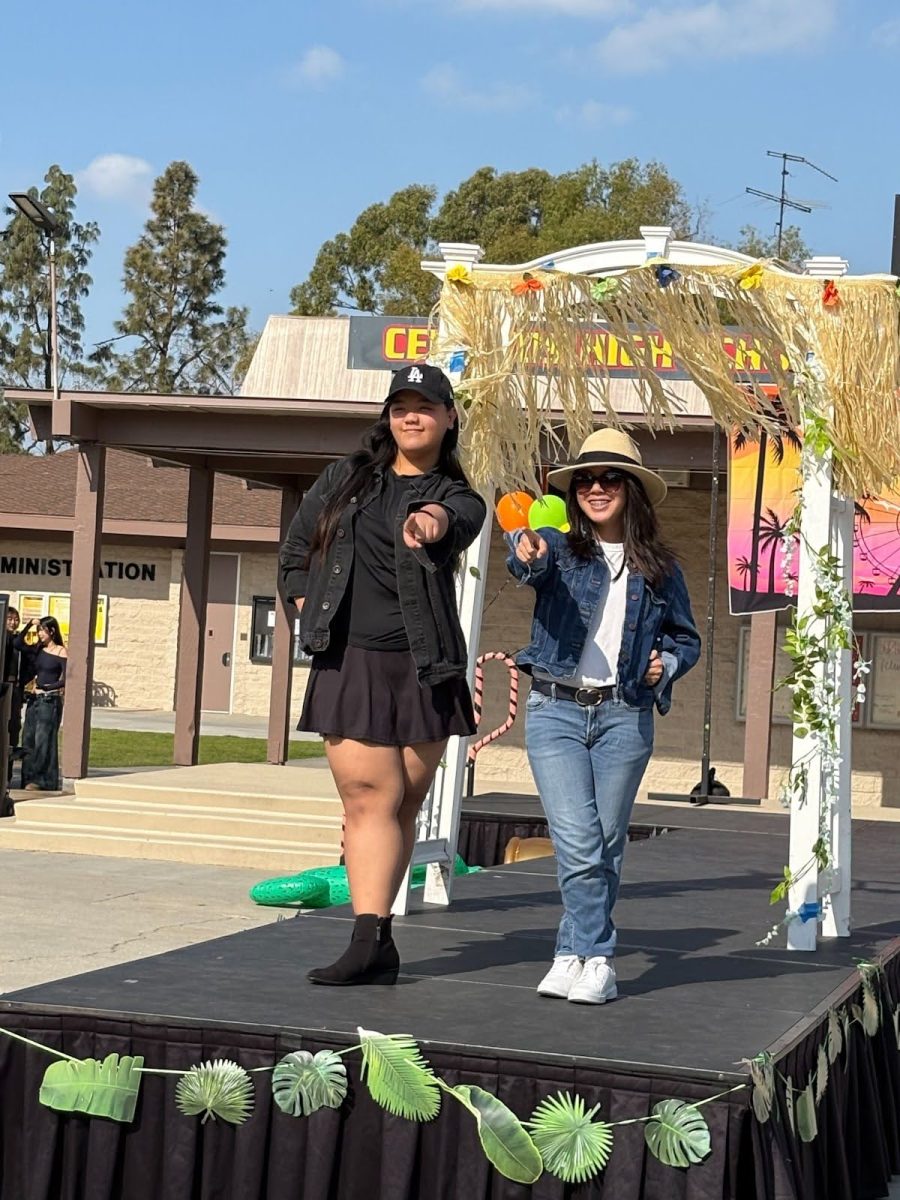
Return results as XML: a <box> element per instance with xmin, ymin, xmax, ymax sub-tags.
<box><xmin>308</xmin><ymin>410</ymin><xmax>469</xmax><ymax>561</ymax></box>
<box><xmin>38</xmin><ymin>616</ymin><xmax>65</xmax><ymax>647</ymax></box>
<box><xmin>564</xmin><ymin>474</ymin><xmax>677</xmax><ymax>588</ymax></box>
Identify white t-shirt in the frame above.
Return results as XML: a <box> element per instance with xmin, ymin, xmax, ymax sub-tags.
<box><xmin>575</xmin><ymin>541</ymin><xmax>627</xmax><ymax>687</ymax></box>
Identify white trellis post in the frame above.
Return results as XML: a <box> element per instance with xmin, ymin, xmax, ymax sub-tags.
<box><xmin>393</xmin><ymin>241</ymin><xmax>490</xmax><ymax>914</ymax></box>
<box><xmin>786</xmin><ymin>255</ymin><xmax>853</xmax><ymax>951</ymax></box>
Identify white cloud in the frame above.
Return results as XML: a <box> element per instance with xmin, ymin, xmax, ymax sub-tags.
<box><xmin>422</xmin><ymin>64</ymin><xmax>535</xmax><ymax>112</ymax></box>
<box><xmin>873</xmin><ymin>17</ymin><xmax>900</xmax><ymax>47</ymax></box>
<box><xmin>287</xmin><ymin>46</ymin><xmax>346</xmax><ymax>87</ymax></box>
<box><xmin>593</xmin><ymin>0</ymin><xmax>837</xmax><ymax>73</ymax></box>
<box><xmin>556</xmin><ymin>99</ymin><xmax>634</xmax><ymax>125</ymax></box>
<box><xmin>457</xmin><ymin>0</ymin><xmax>630</xmax><ymax>13</ymax></box>
<box><xmin>76</xmin><ymin>154</ymin><xmax>154</xmax><ymax>206</ymax></box>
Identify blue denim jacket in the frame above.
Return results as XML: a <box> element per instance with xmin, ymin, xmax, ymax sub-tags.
<box><xmin>506</xmin><ymin>528</ymin><xmax>701</xmax><ymax>715</ymax></box>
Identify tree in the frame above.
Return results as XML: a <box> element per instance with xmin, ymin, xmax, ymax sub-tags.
<box><xmin>736</xmin><ymin>224</ymin><xmax>811</xmax><ymax>271</ymax></box>
<box><xmin>102</xmin><ymin>161</ymin><xmax>251</xmax><ymax>394</ymax></box>
<box><xmin>291</xmin><ymin>159</ymin><xmax>694</xmax><ymax>317</ymax></box>
<box><xmin>757</xmin><ymin>507</ymin><xmax>789</xmax><ymax>594</ymax></box>
<box><xmin>0</xmin><ymin>165</ymin><xmax>100</xmax><ymax>451</ymax></box>
<box><xmin>291</xmin><ymin>184</ymin><xmax>437</xmax><ymax>317</ymax></box>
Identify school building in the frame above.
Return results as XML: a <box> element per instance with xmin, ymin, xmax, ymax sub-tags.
<box><xmin>3</xmin><ymin>267</ymin><xmax>899</xmax><ymax>813</ymax></box>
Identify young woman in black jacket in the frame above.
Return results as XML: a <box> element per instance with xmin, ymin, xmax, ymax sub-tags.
<box><xmin>280</xmin><ymin>364</ymin><xmax>486</xmax><ymax>986</ymax></box>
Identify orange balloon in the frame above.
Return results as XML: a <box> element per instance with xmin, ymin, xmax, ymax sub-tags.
<box><xmin>495</xmin><ymin>491</ymin><xmax>535</xmax><ymax>532</ymax></box>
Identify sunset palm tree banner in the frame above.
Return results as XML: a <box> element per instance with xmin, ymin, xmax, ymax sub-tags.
<box><xmin>727</xmin><ymin>433</ymin><xmax>900</xmax><ymax>615</ymax></box>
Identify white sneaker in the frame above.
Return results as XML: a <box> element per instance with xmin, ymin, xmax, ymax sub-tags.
<box><xmin>536</xmin><ymin>955</ymin><xmax>583</xmax><ymax>998</ymax></box>
<box><xmin>568</xmin><ymin>956</ymin><xmax>617</xmax><ymax>1004</ymax></box>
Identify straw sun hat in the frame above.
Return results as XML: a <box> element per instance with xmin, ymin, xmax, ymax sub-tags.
<box><xmin>546</xmin><ymin>429</ymin><xmax>668</xmax><ymax>507</ymax></box>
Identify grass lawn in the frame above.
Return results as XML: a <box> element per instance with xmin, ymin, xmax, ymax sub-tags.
<box><xmin>86</xmin><ymin>730</ymin><xmax>325</xmax><ymax>769</ymax></box>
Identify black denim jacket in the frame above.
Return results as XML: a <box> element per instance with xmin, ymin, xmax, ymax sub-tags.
<box><xmin>279</xmin><ymin>459</ymin><xmax>487</xmax><ymax>686</ymax></box>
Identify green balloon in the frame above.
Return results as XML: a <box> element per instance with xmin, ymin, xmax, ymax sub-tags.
<box><xmin>527</xmin><ymin>495</ymin><xmax>567</xmax><ymax>531</ymax></box>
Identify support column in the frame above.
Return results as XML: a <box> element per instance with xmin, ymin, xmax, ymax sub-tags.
<box><xmin>742</xmin><ymin>611</ymin><xmax>777</xmax><ymax>799</ymax></box>
<box><xmin>173</xmin><ymin>467</ymin><xmax>214</xmax><ymax>766</ymax></box>
<box><xmin>267</xmin><ymin>485</ymin><xmax>301</xmax><ymax>764</ymax></box>
<box><xmin>62</xmin><ymin>444</ymin><xmax>106</xmax><ymax>784</ymax></box>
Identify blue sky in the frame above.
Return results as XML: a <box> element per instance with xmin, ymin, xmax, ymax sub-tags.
<box><xmin>2</xmin><ymin>0</ymin><xmax>898</xmax><ymax>350</ymax></box>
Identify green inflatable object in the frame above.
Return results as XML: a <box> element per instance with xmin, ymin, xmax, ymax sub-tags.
<box><xmin>250</xmin><ymin>854</ymin><xmax>477</xmax><ymax>908</ymax></box>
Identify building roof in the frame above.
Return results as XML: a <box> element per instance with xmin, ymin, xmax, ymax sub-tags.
<box><xmin>0</xmin><ymin>448</ymin><xmax>281</xmax><ymax>526</ymax></box>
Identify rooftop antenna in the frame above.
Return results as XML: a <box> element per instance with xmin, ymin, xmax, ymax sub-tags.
<box><xmin>746</xmin><ymin>151</ymin><xmax>838</xmax><ymax>257</ymax></box>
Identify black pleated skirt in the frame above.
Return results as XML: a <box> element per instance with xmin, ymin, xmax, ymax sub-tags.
<box><xmin>298</xmin><ymin>643</ymin><xmax>477</xmax><ymax>746</ymax></box>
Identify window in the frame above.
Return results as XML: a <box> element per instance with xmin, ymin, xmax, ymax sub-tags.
<box><xmin>249</xmin><ymin>596</ymin><xmax>310</xmax><ymax>665</ymax></box>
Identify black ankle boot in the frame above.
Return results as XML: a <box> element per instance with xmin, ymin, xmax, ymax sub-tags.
<box><xmin>307</xmin><ymin>914</ymin><xmax>400</xmax><ymax>986</ymax></box>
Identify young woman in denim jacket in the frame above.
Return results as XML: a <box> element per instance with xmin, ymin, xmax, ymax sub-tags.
<box><xmin>507</xmin><ymin>430</ymin><xmax>700</xmax><ymax>1005</ymax></box>
<box><xmin>280</xmin><ymin>364</ymin><xmax>486</xmax><ymax>987</ymax></box>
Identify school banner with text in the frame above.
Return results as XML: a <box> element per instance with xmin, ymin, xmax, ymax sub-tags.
<box><xmin>728</xmin><ymin>432</ymin><xmax>900</xmax><ymax>614</ymax></box>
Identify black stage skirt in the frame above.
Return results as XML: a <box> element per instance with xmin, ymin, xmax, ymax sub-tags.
<box><xmin>298</xmin><ymin>643</ymin><xmax>476</xmax><ymax>746</ymax></box>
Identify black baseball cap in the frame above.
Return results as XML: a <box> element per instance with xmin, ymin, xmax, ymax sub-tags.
<box><xmin>385</xmin><ymin>363</ymin><xmax>454</xmax><ymax>408</ymax></box>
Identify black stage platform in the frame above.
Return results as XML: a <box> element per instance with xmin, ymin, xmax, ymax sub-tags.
<box><xmin>458</xmin><ymin>791</ymin><xmax>790</xmax><ymax>866</ymax></box>
<box><xmin>2</xmin><ymin>811</ymin><xmax>899</xmax><ymax>1200</ymax></box>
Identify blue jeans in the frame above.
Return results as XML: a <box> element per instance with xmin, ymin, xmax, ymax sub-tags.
<box><xmin>525</xmin><ymin>690</ymin><xmax>654</xmax><ymax>959</ymax></box>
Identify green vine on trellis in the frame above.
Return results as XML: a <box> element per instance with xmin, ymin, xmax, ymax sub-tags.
<box><xmin>757</xmin><ymin>396</ymin><xmax>866</xmax><ymax>947</ymax></box>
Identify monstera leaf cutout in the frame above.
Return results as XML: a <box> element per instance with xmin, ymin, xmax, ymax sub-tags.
<box><xmin>272</xmin><ymin>1050</ymin><xmax>347</xmax><ymax>1117</ymax></box>
<box><xmin>644</xmin><ymin>1099</ymin><xmax>711</xmax><ymax>1169</ymax></box>
<box><xmin>448</xmin><ymin>1083</ymin><xmax>543</xmax><ymax>1184</ymax></box>
<box><xmin>175</xmin><ymin>1059</ymin><xmax>254</xmax><ymax>1125</ymax></box>
<box><xmin>358</xmin><ymin>1028</ymin><xmax>440</xmax><ymax>1121</ymax></box>
<box><xmin>39</xmin><ymin>1053</ymin><xmax>144</xmax><ymax>1123</ymax></box>
<box><xmin>528</xmin><ymin>1091</ymin><xmax>613</xmax><ymax>1183</ymax></box>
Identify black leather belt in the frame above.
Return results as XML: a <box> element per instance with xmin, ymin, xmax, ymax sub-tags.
<box><xmin>532</xmin><ymin>679</ymin><xmax>615</xmax><ymax>706</ymax></box>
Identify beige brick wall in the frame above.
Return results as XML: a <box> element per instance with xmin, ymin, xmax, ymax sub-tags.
<box><xmin>230</xmin><ymin>551</ymin><xmax>311</xmax><ymax>722</ymax></box>
<box><xmin>2</xmin><ymin>540</ymin><xmax>178</xmax><ymax>711</ymax></box>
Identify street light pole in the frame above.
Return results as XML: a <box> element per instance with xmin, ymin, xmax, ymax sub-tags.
<box><xmin>48</xmin><ymin>232</ymin><xmax>59</xmax><ymax>403</ymax></box>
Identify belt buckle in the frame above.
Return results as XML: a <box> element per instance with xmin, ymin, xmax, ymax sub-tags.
<box><xmin>574</xmin><ymin>687</ymin><xmax>602</xmax><ymax>707</ymax></box>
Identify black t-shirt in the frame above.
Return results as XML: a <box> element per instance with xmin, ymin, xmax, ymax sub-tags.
<box><xmin>347</xmin><ymin>471</ymin><xmax>413</xmax><ymax>651</ymax></box>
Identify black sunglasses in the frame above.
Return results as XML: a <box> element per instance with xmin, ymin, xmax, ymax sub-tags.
<box><xmin>572</xmin><ymin>469</ymin><xmax>627</xmax><ymax>491</ymax></box>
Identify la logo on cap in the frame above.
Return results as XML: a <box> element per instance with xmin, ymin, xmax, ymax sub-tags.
<box><xmin>408</xmin><ymin>366</ymin><xmax>424</xmax><ymax>383</ymax></box>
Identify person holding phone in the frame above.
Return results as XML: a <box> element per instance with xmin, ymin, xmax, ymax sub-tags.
<box><xmin>507</xmin><ymin>430</ymin><xmax>700</xmax><ymax>1004</ymax></box>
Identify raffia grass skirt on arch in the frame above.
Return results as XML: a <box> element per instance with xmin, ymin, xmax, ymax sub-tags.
<box><xmin>299</xmin><ymin>643</ymin><xmax>476</xmax><ymax>746</ymax></box>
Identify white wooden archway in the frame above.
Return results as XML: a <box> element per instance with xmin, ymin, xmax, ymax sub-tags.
<box><xmin>397</xmin><ymin>228</ymin><xmax>852</xmax><ymax>954</ymax></box>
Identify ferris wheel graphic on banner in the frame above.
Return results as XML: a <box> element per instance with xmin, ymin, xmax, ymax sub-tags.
<box><xmin>854</xmin><ymin>499</ymin><xmax>900</xmax><ymax>595</ymax></box>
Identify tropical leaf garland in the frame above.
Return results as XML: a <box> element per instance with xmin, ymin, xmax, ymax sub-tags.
<box><xmin>742</xmin><ymin>1052</ymin><xmax>775</xmax><ymax>1124</ymax></box>
<box><xmin>39</xmin><ymin>1053</ymin><xmax>144</xmax><ymax>1123</ymax></box>
<box><xmin>644</xmin><ymin>1100</ymin><xmax>711</xmax><ymax>1168</ymax></box>
<box><xmin>528</xmin><ymin>1091</ymin><xmax>613</xmax><ymax>1183</ymax></box>
<box><xmin>358</xmin><ymin>1028</ymin><xmax>440</xmax><ymax>1121</ymax></box>
<box><xmin>784</xmin><ymin>1076</ymin><xmax>796</xmax><ymax>1135</ymax></box>
<box><xmin>272</xmin><ymin>1050</ymin><xmax>347</xmax><ymax>1117</ymax></box>
<box><xmin>446</xmin><ymin>1083</ymin><xmax>543</xmax><ymax>1185</ymax></box>
<box><xmin>175</xmin><ymin>1059</ymin><xmax>254</xmax><ymax>1125</ymax></box>
<box><xmin>858</xmin><ymin>963</ymin><xmax>882</xmax><ymax>1036</ymax></box>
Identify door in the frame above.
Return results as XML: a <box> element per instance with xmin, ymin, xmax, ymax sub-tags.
<box><xmin>201</xmin><ymin>553</ymin><xmax>239</xmax><ymax>712</ymax></box>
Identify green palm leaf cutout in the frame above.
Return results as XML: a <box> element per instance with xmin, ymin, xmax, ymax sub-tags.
<box><xmin>742</xmin><ymin>1053</ymin><xmax>774</xmax><ymax>1124</ymax></box>
<box><xmin>644</xmin><ymin>1099</ymin><xmax>711</xmax><ymax>1169</ymax></box>
<box><xmin>175</xmin><ymin>1058</ymin><xmax>254</xmax><ymax>1125</ymax></box>
<box><xmin>815</xmin><ymin>1044</ymin><xmax>829</xmax><ymax>1105</ymax></box>
<box><xmin>448</xmin><ymin>1083</ymin><xmax>543</xmax><ymax>1184</ymax></box>
<box><xmin>795</xmin><ymin>1081</ymin><xmax>817</xmax><ymax>1143</ymax></box>
<box><xmin>894</xmin><ymin>1003</ymin><xmax>900</xmax><ymax>1052</ymax></box>
<box><xmin>272</xmin><ymin>1050</ymin><xmax>347</xmax><ymax>1117</ymax></box>
<box><xmin>827</xmin><ymin>1008</ymin><xmax>843</xmax><ymax>1063</ymax></box>
<box><xmin>358</xmin><ymin>1028</ymin><xmax>440</xmax><ymax>1121</ymax></box>
<box><xmin>527</xmin><ymin>1091</ymin><xmax>613</xmax><ymax>1183</ymax></box>
<box><xmin>39</xmin><ymin>1053</ymin><xmax>144</xmax><ymax>1123</ymax></box>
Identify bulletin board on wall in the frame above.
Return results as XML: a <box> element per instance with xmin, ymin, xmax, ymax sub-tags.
<box><xmin>13</xmin><ymin>593</ymin><xmax>108</xmax><ymax>646</ymax></box>
<box><xmin>736</xmin><ymin>624</ymin><xmax>867</xmax><ymax>727</ymax></box>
